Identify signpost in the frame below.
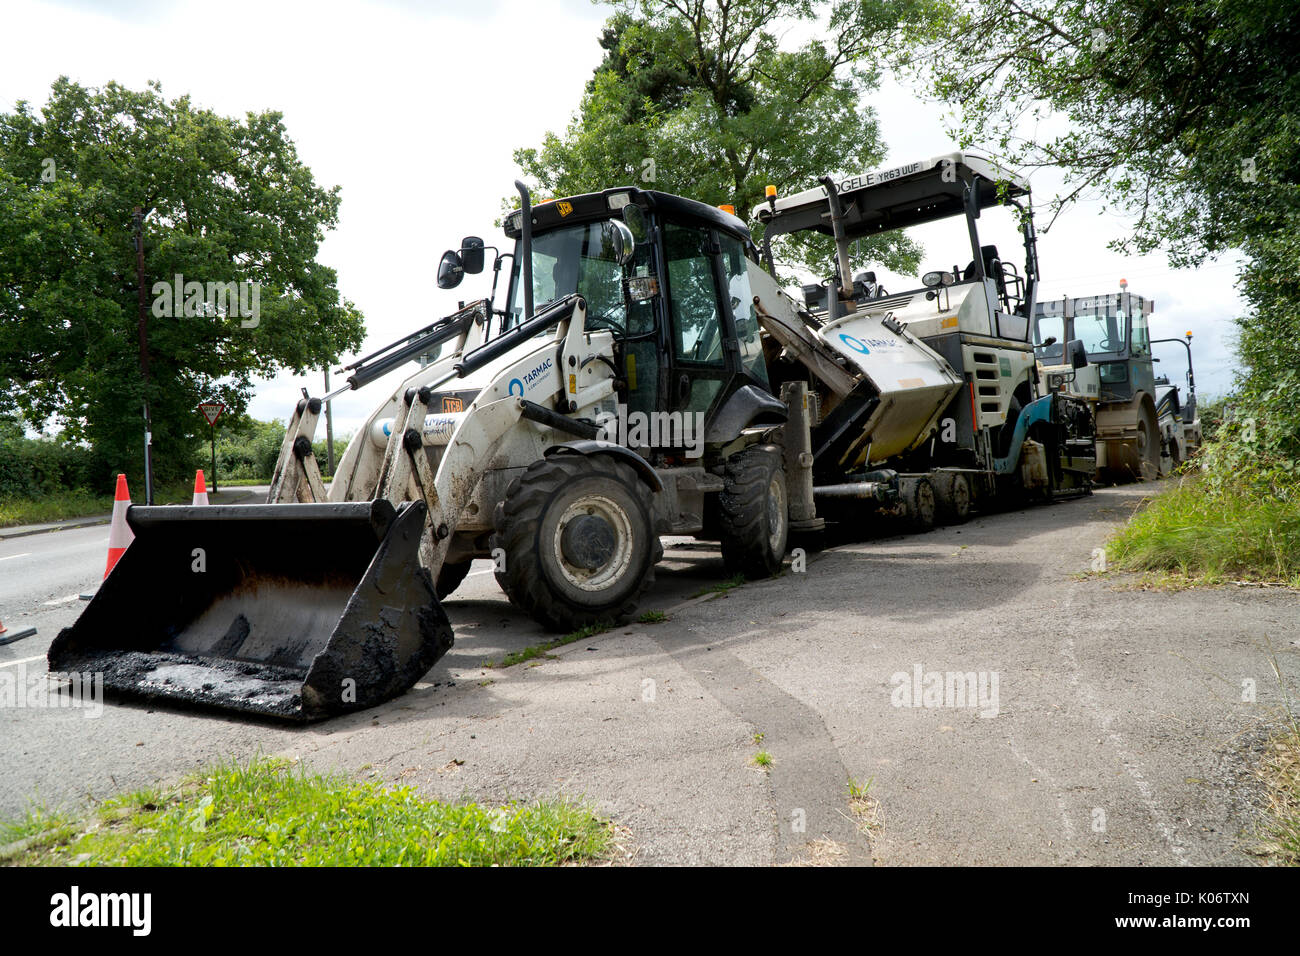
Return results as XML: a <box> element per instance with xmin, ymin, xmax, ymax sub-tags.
<box><xmin>197</xmin><ymin>400</ymin><xmax>225</xmax><ymax>493</ymax></box>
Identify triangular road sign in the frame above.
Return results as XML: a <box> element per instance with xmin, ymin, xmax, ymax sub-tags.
<box><xmin>197</xmin><ymin>401</ymin><xmax>225</xmax><ymax>426</ymax></box>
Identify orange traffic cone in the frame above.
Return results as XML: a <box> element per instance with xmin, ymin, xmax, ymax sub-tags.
<box><xmin>104</xmin><ymin>473</ymin><xmax>134</xmax><ymax>579</ymax></box>
<box><xmin>192</xmin><ymin>469</ymin><xmax>210</xmax><ymax>506</ymax></box>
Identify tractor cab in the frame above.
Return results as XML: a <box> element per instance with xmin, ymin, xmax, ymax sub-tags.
<box><xmin>1033</xmin><ymin>289</ymin><xmax>1156</xmax><ymax>405</ymax></box>
<box><xmin>1033</xmin><ymin>287</ymin><xmax>1168</xmax><ymax>481</ymax></box>
<box><xmin>492</xmin><ymin>187</ymin><xmax>785</xmax><ymax>464</ymax></box>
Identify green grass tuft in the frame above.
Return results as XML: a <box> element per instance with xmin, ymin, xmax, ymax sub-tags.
<box><xmin>636</xmin><ymin>610</ymin><xmax>667</xmax><ymax>624</ymax></box>
<box><xmin>693</xmin><ymin>573</ymin><xmax>747</xmax><ymax>599</ymax></box>
<box><xmin>1107</xmin><ymin>476</ymin><xmax>1300</xmax><ymax>587</ymax></box>
<box><xmin>488</xmin><ymin>622</ymin><xmax>611</xmax><ymax>669</ymax></box>
<box><xmin>1</xmin><ymin>757</ymin><xmax>613</xmax><ymax>867</ymax></box>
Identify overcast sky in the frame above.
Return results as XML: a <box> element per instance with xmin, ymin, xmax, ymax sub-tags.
<box><xmin>1</xmin><ymin>0</ymin><xmax>1244</xmax><ymax>438</ymax></box>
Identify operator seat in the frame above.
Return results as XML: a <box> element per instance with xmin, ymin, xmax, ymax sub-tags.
<box><xmin>853</xmin><ymin>270</ymin><xmax>887</xmax><ymax>300</ymax></box>
<box><xmin>551</xmin><ymin>256</ymin><xmax>580</xmax><ymax>303</ymax></box>
<box><xmin>963</xmin><ymin>245</ymin><xmax>1006</xmax><ymax>301</ymax></box>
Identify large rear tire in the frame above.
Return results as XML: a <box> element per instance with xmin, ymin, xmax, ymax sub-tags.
<box><xmin>718</xmin><ymin>446</ymin><xmax>789</xmax><ymax>578</ymax></box>
<box><xmin>932</xmin><ymin>472</ymin><xmax>972</xmax><ymax>525</ymax></box>
<box><xmin>1133</xmin><ymin>402</ymin><xmax>1160</xmax><ymax>480</ymax></box>
<box><xmin>491</xmin><ymin>455</ymin><xmax>661</xmax><ymax>631</ymax></box>
<box><xmin>900</xmin><ymin>476</ymin><xmax>937</xmax><ymax>532</ymax></box>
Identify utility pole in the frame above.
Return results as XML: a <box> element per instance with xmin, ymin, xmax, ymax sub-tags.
<box><xmin>323</xmin><ymin>365</ymin><xmax>336</xmax><ymax>476</ymax></box>
<box><xmin>133</xmin><ymin>206</ymin><xmax>154</xmax><ymax>504</ymax></box>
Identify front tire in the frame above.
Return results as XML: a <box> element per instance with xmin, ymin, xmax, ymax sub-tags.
<box><xmin>491</xmin><ymin>454</ymin><xmax>661</xmax><ymax>631</ymax></box>
<box><xmin>718</xmin><ymin>445</ymin><xmax>789</xmax><ymax>578</ymax></box>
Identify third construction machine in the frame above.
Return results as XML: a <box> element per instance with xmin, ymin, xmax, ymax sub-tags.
<box><xmin>1033</xmin><ymin>283</ymin><xmax>1201</xmax><ymax>480</ymax></box>
<box><xmin>51</xmin><ymin>153</ymin><xmax>1096</xmax><ymax>720</ymax></box>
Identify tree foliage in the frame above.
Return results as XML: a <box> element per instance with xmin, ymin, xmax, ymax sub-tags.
<box><xmin>899</xmin><ymin>0</ymin><xmax>1300</xmax><ymax>482</ymax></box>
<box><xmin>0</xmin><ymin>79</ymin><xmax>365</xmax><ymax>480</ymax></box>
<box><xmin>514</xmin><ymin>0</ymin><xmax>928</xmax><ymax>277</ymax></box>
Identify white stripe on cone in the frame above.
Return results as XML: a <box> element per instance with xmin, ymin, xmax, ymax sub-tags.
<box><xmin>192</xmin><ymin>469</ymin><xmax>209</xmax><ymax>506</ymax></box>
<box><xmin>104</xmin><ymin>473</ymin><xmax>133</xmax><ymax>578</ymax></box>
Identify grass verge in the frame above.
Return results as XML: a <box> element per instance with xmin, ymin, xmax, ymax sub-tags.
<box><xmin>1107</xmin><ymin>476</ymin><xmax>1300</xmax><ymax>587</ymax></box>
<box><xmin>1257</xmin><ymin>726</ymin><xmax>1300</xmax><ymax>865</ymax></box>
<box><xmin>1</xmin><ymin>757</ymin><xmax>613</xmax><ymax>866</ymax></box>
<box><xmin>0</xmin><ymin>481</ymin><xmax>197</xmax><ymax>528</ymax></box>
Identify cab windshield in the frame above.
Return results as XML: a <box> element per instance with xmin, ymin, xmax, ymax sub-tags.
<box><xmin>1074</xmin><ymin>307</ymin><xmax>1128</xmax><ymax>357</ymax></box>
<box><xmin>503</xmin><ymin>220</ymin><xmax>645</xmax><ymax>331</ymax></box>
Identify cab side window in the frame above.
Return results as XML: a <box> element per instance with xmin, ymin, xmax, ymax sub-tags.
<box><xmin>718</xmin><ymin>235</ymin><xmax>769</xmax><ymax>386</ymax></box>
<box><xmin>663</xmin><ymin>222</ymin><xmax>724</xmax><ymax>366</ymax></box>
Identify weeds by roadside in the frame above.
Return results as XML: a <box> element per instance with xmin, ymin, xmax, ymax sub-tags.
<box><xmin>1257</xmin><ymin>726</ymin><xmax>1300</xmax><ymax>865</ymax></box>
<box><xmin>693</xmin><ymin>573</ymin><xmax>746</xmax><ymax>599</ymax></box>
<box><xmin>847</xmin><ymin>776</ymin><xmax>881</xmax><ymax>834</ymax></box>
<box><xmin>483</xmin><ymin>622</ymin><xmax>611</xmax><ymax>669</ymax></box>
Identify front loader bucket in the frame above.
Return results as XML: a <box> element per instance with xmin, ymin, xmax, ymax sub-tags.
<box><xmin>48</xmin><ymin>500</ymin><xmax>452</xmax><ymax>722</ymax></box>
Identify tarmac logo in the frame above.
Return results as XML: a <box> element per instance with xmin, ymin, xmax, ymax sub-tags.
<box><xmin>50</xmin><ymin>886</ymin><xmax>151</xmax><ymax>936</ymax></box>
<box><xmin>889</xmin><ymin>662</ymin><xmax>999</xmax><ymax>718</ymax></box>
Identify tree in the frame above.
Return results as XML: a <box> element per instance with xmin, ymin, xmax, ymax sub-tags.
<box><xmin>898</xmin><ymin>0</ymin><xmax>1300</xmax><ymax>475</ymax></box>
<box><xmin>0</xmin><ymin>78</ymin><xmax>365</xmax><ymax>481</ymax></box>
<box><xmin>514</xmin><ymin>0</ymin><xmax>927</xmax><ymax>278</ymax></box>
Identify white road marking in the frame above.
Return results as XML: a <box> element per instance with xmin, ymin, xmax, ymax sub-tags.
<box><xmin>0</xmin><ymin>552</ymin><xmax>32</xmax><ymax>561</ymax></box>
<box><xmin>0</xmin><ymin>654</ymin><xmax>46</xmax><ymax>670</ymax></box>
<box><xmin>43</xmin><ymin>594</ymin><xmax>81</xmax><ymax>606</ymax></box>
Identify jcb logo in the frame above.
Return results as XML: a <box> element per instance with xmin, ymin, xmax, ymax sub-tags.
<box><xmin>442</xmin><ymin>396</ymin><xmax>464</xmax><ymax>413</ymax></box>
<box><xmin>557</xmin><ymin>201</ymin><xmax>573</xmax><ymax>217</ymax></box>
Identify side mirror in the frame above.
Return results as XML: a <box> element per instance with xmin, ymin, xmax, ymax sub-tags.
<box><xmin>601</xmin><ymin>218</ymin><xmax>636</xmax><ymax>266</ymax></box>
<box><xmin>622</xmin><ymin>203</ymin><xmax>648</xmax><ymax>241</ymax></box>
<box><xmin>437</xmin><ymin>250</ymin><xmax>464</xmax><ymax>289</ymax></box>
<box><xmin>1067</xmin><ymin>338</ymin><xmax>1088</xmax><ymax>369</ymax></box>
<box><xmin>460</xmin><ymin>236</ymin><xmax>485</xmax><ymax>275</ymax></box>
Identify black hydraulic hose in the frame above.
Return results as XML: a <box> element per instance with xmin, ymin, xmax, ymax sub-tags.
<box><xmin>518</xmin><ymin>399</ymin><xmax>601</xmax><ymax>439</ymax></box>
<box><xmin>344</xmin><ymin>313</ymin><xmax>474</xmax><ymax>391</ymax></box>
<box><xmin>453</xmin><ymin>294</ymin><xmax>583</xmax><ymax>377</ymax></box>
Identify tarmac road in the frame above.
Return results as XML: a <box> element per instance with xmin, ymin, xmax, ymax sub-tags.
<box><xmin>3</xmin><ymin>481</ymin><xmax>1298</xmax><ymax>865</ymax></box>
